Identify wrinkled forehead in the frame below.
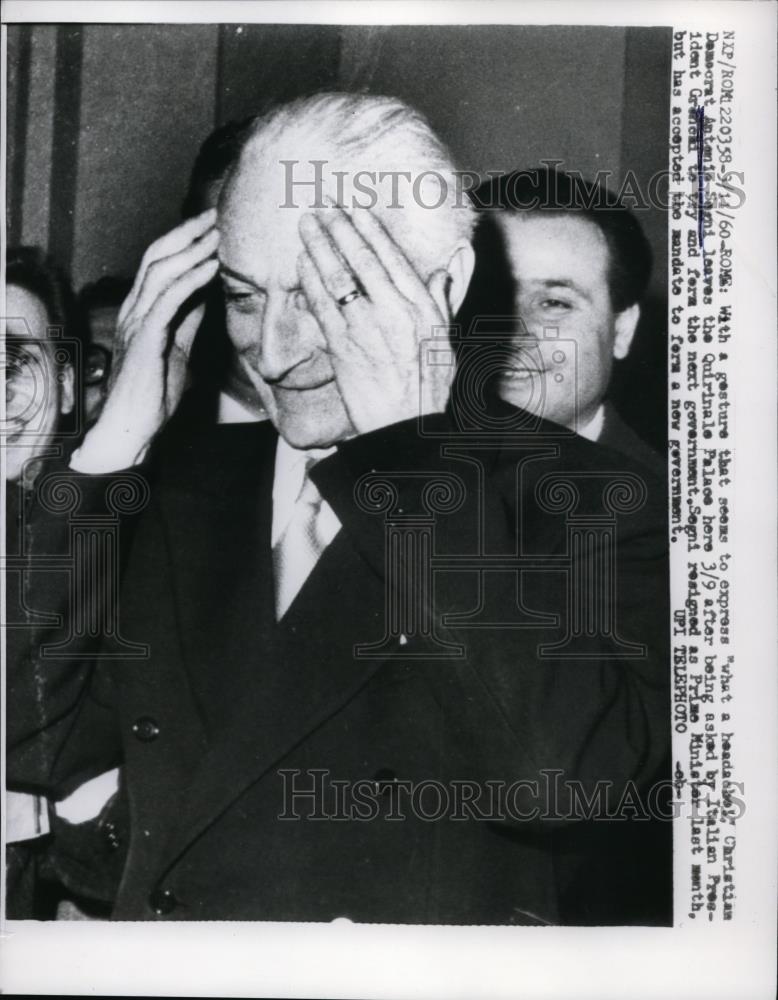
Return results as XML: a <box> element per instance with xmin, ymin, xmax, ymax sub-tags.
<box><xmin>5</xmin><ymin>285</ymin><xmax>54</xmax><ymax>342</ymax></box>
<box><xmin>497</xmin><ymin>212</ymin><xmax>612</xmax><ymax>285</ymax></box>
<box><xmin>219</xmin><ymin>150</ymin><xmax>451</xmax><ymax>281</ymax></box>
<box><xmin>499</xmin><ymin>212</ymin><xmax>609</xmax><ymax>259</ymax></box>
<box><xmin>219</xmin><ymin>155</ymin><xmax>312</xmax><ymax>269</ymax></box>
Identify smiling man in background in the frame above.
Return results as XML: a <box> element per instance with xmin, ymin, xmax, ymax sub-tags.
<box><xmin>464</xmin><ymin>168</ymin><xmax>663</xmax><ymax>474</ymax></box>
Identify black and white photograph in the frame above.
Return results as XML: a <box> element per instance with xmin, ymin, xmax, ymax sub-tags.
<box><xmin>1</xmin><ymin>2</ymin><xmax>775</xmax><ymax>997</ymax></box>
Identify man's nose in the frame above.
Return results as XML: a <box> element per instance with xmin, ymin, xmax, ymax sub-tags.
<box><xmin>512</xmin><ymin>312</ymin><xmax>540</xmax><ymax>342</ymax></box>
<box><xmin>257</xmin><ymin>299</ymin><xmax>316</xmax><ymax>383</ymax></box>
<box><xmin>508</xmin><ymin>320</ymin><xmax>540</xmax><ymax>352</ymax></box>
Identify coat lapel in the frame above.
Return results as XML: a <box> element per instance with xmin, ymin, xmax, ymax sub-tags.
<box><xmin>155</xmin><ymin>436</ymin><xmax>396</xmax><ymax>877</ymax></box>
<box><xmin>154</xmin><ymin>417</ymin><xmax>487</xmax><ymax>877</ymax></box>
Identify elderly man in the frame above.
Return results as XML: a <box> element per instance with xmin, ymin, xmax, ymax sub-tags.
<box><xmin>7</xmin><ymin>94</ymin><xmax>670</xmax><ymax>924</ymax></box>
<box><xmin>463</xmin><ymin>168</ymin><xmax>663</xmax><ymax>474</ymax></box>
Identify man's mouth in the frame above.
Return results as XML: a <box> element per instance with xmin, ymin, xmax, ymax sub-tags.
<box><xmin>275</xmin><ymin>376</ymin><xmax>336</xmax><ymax>392</ymax></box>
<box><xmin>500</xmin><ymin>366</ymin><xmax>548</xmax><ymax>382</ymax></box>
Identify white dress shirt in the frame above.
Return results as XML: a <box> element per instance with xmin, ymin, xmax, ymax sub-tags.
<box><xmin>271</xmin><ymin>437</ymin><xmax>341</xmax><ymax>550</ymax></box>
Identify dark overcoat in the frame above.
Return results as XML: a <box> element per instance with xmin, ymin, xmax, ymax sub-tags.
<box><xmin>7</xmin><ymin>402</ymin><xmax>671</xmax><ymax>924</ymax></box>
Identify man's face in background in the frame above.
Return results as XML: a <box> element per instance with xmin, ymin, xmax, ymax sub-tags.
<box><xmin>4</xmin><ymin>285</ymin><xmax>74</xmax><ymax>483</ymax></box>
<box><xmin>494</xmin><ymin>213</ymin><xmax>639</xmax><ymax>431</ymax></box>
<box><xmin>83</xmin><ymin>304</ymin><xmax>119</xmax><ymax>425</ymax></box>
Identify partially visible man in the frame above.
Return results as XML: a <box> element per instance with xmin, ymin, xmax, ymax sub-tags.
<box><xmin>463</xmin><ymin>168</ymin><xmax>663</xmax><ymax>474</ymax></box>
<box><xmin>78</xmin><ymin>276</ymin><xmax>133</xmax><ymax>425</ymax></box>
<box><xmin>5</xmin><ymin>248</ymin><xmax>128</xmax><ymax>919</ymax></box>
<box><xmin>5</xmin><ymin>247</ymin><xmax>76</xmax><ymax>916</ymax></box>
<box><xmin>5</xmin><ymin>248</ymin><xmax>77</xmax><ymax>484</ymax></box>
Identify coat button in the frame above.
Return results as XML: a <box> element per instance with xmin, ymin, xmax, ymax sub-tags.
<box><xmin>149</xmin><ymin>887</ymin><xmax>177</xmax><ymax>915</ymax></box>
<box><xmin>132</xmin><ymin>716</ymin><xmax>160</xmax><ymax>742</ymax></box>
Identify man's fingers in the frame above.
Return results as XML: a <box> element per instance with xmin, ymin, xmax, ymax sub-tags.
<box><xmin>143</xmin><ymin>256</ymin><xmax>219</xmax><ymax>355</ymax></box>
<box><xmin>141</xmin><ymin>208</ymin><xmax>217</xmax><ymax>270</ymax></box>
<box><xmin>120</xmin><ymin>209</ymin><xmax>217</xmax><ymax>323</ymax></box>
<box><xmin>299</xmin><ymin>213</ymin><xmax>365</xmax><ymax>304</ymax></box>
<box><xmin>313</xmin><ymin>207</ymin><xmax>396</xmax><ymax>306</ymax></box>
<box><xmin>350</xmin><ymin>207</ymin><xmax>430</xmax><ymax>301</ymax></box>
<box><xmin>132</xmin><ymin>227</ymin><xmax>219</xmax><ymax>324</ymax></box>
<box><xmin>297</xmin><ymin>253</ymin><xmax>350</xmax><ymax>346</ymax></box>
<box><xmin>172</xmin><ymin>302</ymin><xmax>207</xmax><ymax>357</ymax></box>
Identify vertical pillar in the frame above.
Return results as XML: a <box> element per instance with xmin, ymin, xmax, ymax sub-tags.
<box><xmin>536</xmin><ymin>472</ymin><xmax>649</xmax><ymax>658</ymax></box>
<box><xmin>36</xmin><ymin>471</ymin><xmax>150</xmax><ymax>659</ymax></box>
<box><xmin>353</xmin><ymin>472</ymin><xmax>466</xmax><ymax>659</ymax></box>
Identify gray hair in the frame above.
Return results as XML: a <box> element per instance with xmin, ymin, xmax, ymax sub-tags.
<box><xmin>227</xmin><ymin>92</ymin><xmax>476</xmax><ymax>274</ymax></box>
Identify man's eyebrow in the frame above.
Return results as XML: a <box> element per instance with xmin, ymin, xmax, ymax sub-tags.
<box><xmin>5</xmin><ymin>333</ymin><xmax>42</xmax><ymax>344</ymax></box>
<box><xmin>219</xmin><ymin>265</ymin><xmax>302</xmax><ymax>295</ymax></box>
<box><xmin>522</xmin><ymin>278</ymin><xmax>592</xmax><ymax>301</ymax></box>
<box><xmin>219</xmin><ymin>264</ymin><xmax>263</xmax><ymax>288</ymax></box>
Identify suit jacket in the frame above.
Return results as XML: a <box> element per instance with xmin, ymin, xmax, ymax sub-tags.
<box><xmin>598</xmin><ymin>402</ymin><xmax>665</xmax><ymax>478</ymax></box>
<box><xmin>7</xmin><ymin>402</ymin><xmax>671</xmax><ymax>924</ymax></box>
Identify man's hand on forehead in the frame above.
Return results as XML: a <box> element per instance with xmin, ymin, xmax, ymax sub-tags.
<box><xmin>296</xmin><ymin>203</ymin><xmax>454</xmax><ymax>436</ymax></box>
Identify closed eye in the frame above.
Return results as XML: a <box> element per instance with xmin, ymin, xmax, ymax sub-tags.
<box><xmin>223</xmin><ymin>286</ymin><xmax>266</xmax><ymax>313</ymax></box>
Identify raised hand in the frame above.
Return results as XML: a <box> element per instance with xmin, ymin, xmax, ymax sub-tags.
<box><xmin>73</xmin><ymin>209</ymin><xmax>219</xmax><ymax>471</ymax></box>
<box><xmin>297</xmin><ymin>205</ymin><xmax>454</xmax><ymax>436</ymax></box>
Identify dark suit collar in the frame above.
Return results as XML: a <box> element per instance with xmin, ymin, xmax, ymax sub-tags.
<box><xmin>156</xmin><ymin>547</ymin><xmax>391</xmax><ymax>879</ymax></box>
<box><xmin>599</xmin><ymin>402</ymin><xmax>665</xmax><ymax>477</ymax></box>
<box><xmin>150</xmin><ymin>418</ymin><xmax>278</xmax><ymax>500</ymax></box>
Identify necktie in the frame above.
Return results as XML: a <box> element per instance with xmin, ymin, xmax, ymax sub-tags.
<box><xmin>273</xmin><ymin>465</ymin><xmax>330</xmax><ymax>620</ymax></box>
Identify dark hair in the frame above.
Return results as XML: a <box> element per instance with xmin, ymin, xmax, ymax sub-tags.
<box><xmin>180</xmin><ymin>117</ymin><xmax>257</xmax><ymax>414</ymax></box>
<box><xmin>6</xmin><ymin>246</ymin><xmax>75</xmax><ymax>333</ymax></box>
<box><xmin>77</xmin><ymin>274</ymin><xmax>133</xmax><ymax>314</ymax></box>
<box><xmin>181</xmin><ymin>117</ymin><xmax>255</xmax><ymax>219</ymax></box>
<box><xmin>471</xmin><ymin>167</ymin><xmax>653</xmax><ymax>313</ymax></box>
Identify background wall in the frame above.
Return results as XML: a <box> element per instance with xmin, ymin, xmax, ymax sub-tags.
<box><xmin>6</xmin><ymin>22</ymin><xmax>671</xmax><ymax>444</ymax></box>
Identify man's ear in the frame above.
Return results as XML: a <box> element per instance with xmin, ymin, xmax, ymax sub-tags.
<box><xmin>58</xmin><ymin>363</ymin><xmax>75</xmax><ymax>416</ymax></box>
<box><xmin>427</xmin><ymin>241</ymin><xmax>475</xmax><ymax>320</ymax></box>
<box><xmin>613</xmin><ymin>303</ymin><xmax>640</xmax><ymax>360</ymax></box>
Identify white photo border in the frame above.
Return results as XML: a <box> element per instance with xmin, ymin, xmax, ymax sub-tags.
<box><xmin>1</xmin><ymin>2</ymin><xmax>775</xmax><ymax>998</ymax></box>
